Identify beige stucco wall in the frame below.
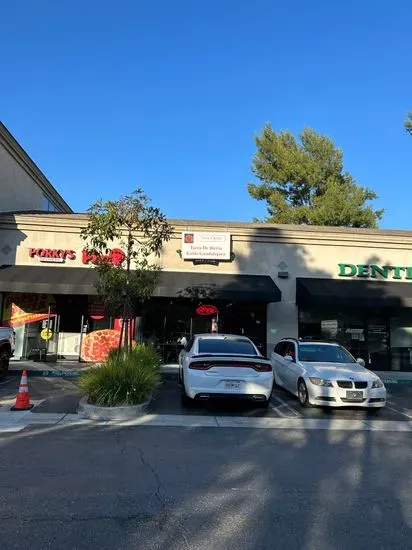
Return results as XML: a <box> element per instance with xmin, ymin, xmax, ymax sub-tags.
<box><xmin>0</xmin><ymin>146</ymin><xmax>49</xmax><ymax>212</ymax></box>
<box><xmin>3</xmin><ymin>214</ymin><xmax>412</xmax><ymax>354</ymax></box>
<box><xmin>0</xmin><ymin>123</ymin><xmax>71</xmax><ymax>213</ymax></box>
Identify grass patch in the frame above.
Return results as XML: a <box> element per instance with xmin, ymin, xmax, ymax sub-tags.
<box><xmin>79</xmin><ymin>344</ymin><xmax>161</xmax><ymax>406</ymax></box>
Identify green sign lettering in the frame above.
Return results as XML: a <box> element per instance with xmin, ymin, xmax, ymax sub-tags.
<box><xmin>338</xmin><ymin>263</ymin><xmax>357</xmax><ymax>277</ymax></box>
<box><xmin>390</xmin><ymin>266</ymin><xmax>405</xmax><ymax>280</ymax></box>
<box><xmin>370</xmin><ymin>265</ymin><xmax>389</xmax><ymax>279</ymax></box>
<box><xmin>356</xmin><ymin>264</ymin><xmax>369</xmax><ymax>278</ymax></box>
<box><xmin>339</xmin><ymin>263</ymin><xmax>411</xmax><ymax>281</ymax></box>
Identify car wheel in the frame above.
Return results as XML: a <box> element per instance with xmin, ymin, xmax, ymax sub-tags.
<box><xmin>0</xmin><ymin>349</ymin><xmax>10</xmax><ymax>378</ymax></box>
<box><xmin>180</xmin><ymin>381</ymin><xmax>194</xmax><ymax>407</ymax></box>
<box><xmin>297</xmin><ymin>379</ymin><xmax>311</xmax><ymax>408</ymax></box>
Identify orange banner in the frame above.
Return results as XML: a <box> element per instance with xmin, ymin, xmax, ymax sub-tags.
<box><xmin>2</xmin><ymin>294</ymin><xmax>55</xmax><ymax>327</ymax></box>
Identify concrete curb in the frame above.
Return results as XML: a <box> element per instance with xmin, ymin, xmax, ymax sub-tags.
<box><xmin>78</xmin><ymin>396</ymin><xmax>152</xmax><ymax>421</ymax></box>
<box><xmin>8</xmin><ymin>369</ymin><xmax>86</xmax><ymax>378</ymax></box>
<box><xmin>8</xmin><ymin>363</ymin><xmax>177</xmax><ymax>378</ymax></box>
<box><xmin>1</xmin><ymin>412</ymin><xmax>412</xmax><ymax>433</ymax></box>
<box><xmin>7</xmin><ymin>364</ymin><xmax>412</xmax><ymax>385</ymax></box>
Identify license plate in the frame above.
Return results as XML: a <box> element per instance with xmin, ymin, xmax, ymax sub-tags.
<box><xmin>346</xmin><ymin>390</ymin><xmax>363</xmax><ymax>400</ymax></box>
<box><xmin>225</xmin><ymin>381</ymin><xmax>241</xmax><ymax>390</ymax></box>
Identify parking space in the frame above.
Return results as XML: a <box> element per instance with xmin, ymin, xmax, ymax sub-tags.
<box><xmin>0</xmin><ymin>375</ymin><xmax>81</xmax><ymax>414</ymax></box>
<box><xmin>151</xmin><ymin>374</ymin><xmax>412</xmax><ymax>422</ymax></box>
<box><xmin>0</xmin><ymin>371</ymin><xmax>410</xmax><ymax>422</ymax></box>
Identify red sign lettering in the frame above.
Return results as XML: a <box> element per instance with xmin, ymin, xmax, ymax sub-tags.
<box><xmin>196</xmin><ymin>305</ymin><xmax>218</xmax><ymax>316</ymax></box>
<box><xmin>29</xmin><ymin>248</ymin><xmax>76</xmax><ymax>262</ymax></box>
<box><xmin>82</xmin><ymin>248</ymin><xmax>125</xmax><ymax>266</ymax></box>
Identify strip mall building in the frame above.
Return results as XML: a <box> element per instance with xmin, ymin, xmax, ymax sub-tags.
<box><xmin>1</xmin><ymin>212</ymin><xmax>412</xmax><ymax>372</ymax></box>
<box><xmin>1</xmin><ymin>121</ymin><xmax>412</xmax><ymax>371</ymax></box>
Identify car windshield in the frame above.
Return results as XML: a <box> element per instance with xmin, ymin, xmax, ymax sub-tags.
<box><xmin>197</xmin><ymin>338</ymin><xmax>257</xmax><ymax>355</ymax></box>
<box><xmin>298</xmin><ymin>344</ymin><xmax>356</xmax><ymax>363</ymax></box>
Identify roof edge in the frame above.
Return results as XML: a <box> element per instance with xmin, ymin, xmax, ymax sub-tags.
<box><xmin>1</xmin><ymin>212</ymin><xmax>412</xmax><ymax>239</ymax></box>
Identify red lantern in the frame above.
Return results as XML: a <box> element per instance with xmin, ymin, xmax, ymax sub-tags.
<box><xmin>196</xmin><ymin>305</ymin><xmax>218</xmax><ymax>316</ymax></box>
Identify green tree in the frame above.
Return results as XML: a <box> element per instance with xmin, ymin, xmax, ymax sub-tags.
<box><xmin>81</xmin><ymin>189</ymin><xmax>172</xmax><ymax>352</ymax></box>
<box><xmin>248</xmin><ymin>124</ymin><xmax>383</xmax><ymax>227</ymax></box>
<box><xmin>405</xmin><ymin>112</ymin><xmax>412</xmax><ymax>136</ymax></box>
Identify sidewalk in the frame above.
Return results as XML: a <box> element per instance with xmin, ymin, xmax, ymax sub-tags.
<box><xmin>9</xmin><ymin>360</ymin><xmax>179</xmax><ymax>377</ymax></box>
<box><xmin>9</xmin><ymin>360</ymin><xmax>93</xmax><ymax>377</ymax></box>
<box><xmin>378</xmin><ymin>371</ymin><xmax>412</xmax><ymax>384</ymax></box>
<box><xmin>8</xmin><ymin>361</ymin><xmax>412</xmax><ymax>384</ymax></box>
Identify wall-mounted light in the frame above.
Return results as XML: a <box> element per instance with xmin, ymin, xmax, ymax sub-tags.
<box><xmin>277</xmin><ymin>261</ymin><xmax>289</xmax><ymax>279</ymax></box>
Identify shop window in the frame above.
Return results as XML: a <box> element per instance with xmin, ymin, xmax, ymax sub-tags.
<box><xmin>56</xmin><ymin>295</ymin><xmax>88</xmax><ymax>333</ymax></box>
<box><xmin>390</xmin><ymin>312</ymin><xmax>412</xmax><ymax>371</ymax></box>
<box><xmin>298</xmin><ymin>307</ymin><xmax>390</xmax><ymax>370</ymax></box>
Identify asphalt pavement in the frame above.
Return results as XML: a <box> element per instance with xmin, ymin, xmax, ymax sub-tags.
<box><xmin>0</xmin><ymin>372</ymin><xmax>411</xmax><ymax>549</ymax></box>
<box><xmin>0</xmin><ymin>372</ymin><xmax>411</xmax><ymax>422</ymax></box>
<box><xmin>0</xmin><ymin>421</ymin><xmax>411</xmax><ymax>550</ymax></box>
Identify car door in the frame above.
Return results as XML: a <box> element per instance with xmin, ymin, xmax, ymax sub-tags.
<box><xmin>281</xmin><ymin>342</ymin><xmax>300</xmax><ymax>393</ymax></box>
<box><xmin>272</xmin><ymin>342</ymin><xmax>288</xmax><ymax>387</ymax></box>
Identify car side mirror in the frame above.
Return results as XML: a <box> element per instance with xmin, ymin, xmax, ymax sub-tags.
<box><xmin>356</xmin><ymin>358</ymin><xmax>365</xmax><ymax>367</ymax></box>
<box><xmin>284</xmin><ymin>355</ymin><xmax>294</xmax><ymax>362</ymax></box>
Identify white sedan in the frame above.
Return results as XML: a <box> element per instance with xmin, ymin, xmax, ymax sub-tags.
<box><xmin>178</xmin><ymin>334</ymin><xmax>274</xmax><ymax>407</ymax></box>
<box><xmin>271</xmin><ymin>338</ymin><xmax>386</xmax><ymax>409</ymax></box>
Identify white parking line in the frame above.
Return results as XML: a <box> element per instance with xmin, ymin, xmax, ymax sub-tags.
<box><xmin>269</xmin><ymin>402</ymin><xmax>287</xmax><ymax>418</ymax></box>
<box><xmin>387</xmin><ymin>401</ymin><xmax>412</xmax><ymax>420</ymax></box>
<box><xmin>271</xmin><ymin>394</ymin><xmax>302</xmax><ymax>417</ymax></box>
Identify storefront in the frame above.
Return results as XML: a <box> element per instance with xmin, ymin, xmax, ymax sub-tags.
<box><xmin>0</xmin><ymin>267</ymin><xmax>279</xmax><ymax>363</ymax></box>
<box><xmin>2</xmin><ymin>213</ymin><xmax>412</xmax><ymax>371</ymax></box>
<box><xmin>296</xmin><ymin>277</ymin><xmax>412</xmax><ymax>371</ymax></box>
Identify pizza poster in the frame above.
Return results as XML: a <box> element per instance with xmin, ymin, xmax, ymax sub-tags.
<box><xmin>2</xmin><ymin>294</ymin><xmax>55</xmax><ymax>327</ymax></box>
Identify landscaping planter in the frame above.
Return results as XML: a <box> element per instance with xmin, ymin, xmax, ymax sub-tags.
<box><xmin>78</xmin><ymin>395</ymin><xmax>152</xmax><ymax>421</ymax></box>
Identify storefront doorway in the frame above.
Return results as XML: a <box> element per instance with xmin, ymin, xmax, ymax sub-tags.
<box><xmin>139</xmin><ymin>298</ymin><xmax>267</xmax><ymax>363</ymax></box>
<box><xmin>1</xmin><ymin>292</ymin><xmax>90</xmax><ymax>361</ymax></box>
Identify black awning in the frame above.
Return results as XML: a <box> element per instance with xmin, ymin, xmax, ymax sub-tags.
<box><xmin>0</xmin><ymin>266</ymin><xmax>281</xmax><ymax>303</ymax></box>
<box><xmin>0</xmin><ymin>265</ymin><xmax>98</xmax><ymax>295</ymax></box>
<box><xmin>296</xmin><ymin>277</ymin><xmax>412</xmax><ymax>308</ymax></box>
<box><xmin>155</xmin><ymin>272</ymin><xmax>281</xmax><ymax>302</ymax></box>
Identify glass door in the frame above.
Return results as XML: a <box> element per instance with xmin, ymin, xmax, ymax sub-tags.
<box><xmin>366</xmin><ymin>317</ymin><xmax>390</xmax><ymax>371</ymax></box>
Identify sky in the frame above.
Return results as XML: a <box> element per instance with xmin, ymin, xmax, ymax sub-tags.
<box><xmin>1</xmin><ymin>0</ymin><xmax>411</xmax><ymax>228</ymax></box>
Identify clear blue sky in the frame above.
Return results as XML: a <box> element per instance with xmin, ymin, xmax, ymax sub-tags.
<box><xmin>1</xmin><ymin>0</ymin><xmax>411</xmax><ymax>228</ymax></box>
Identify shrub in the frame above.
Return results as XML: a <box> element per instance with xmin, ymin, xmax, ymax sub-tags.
<box><xmin>79</xmin><ymin>344</ymin><xmax>161</xmax><ymax>407</ymax></box>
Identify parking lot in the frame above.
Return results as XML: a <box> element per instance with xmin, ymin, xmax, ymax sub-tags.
<box><xmin>0</xmin><ymin>371</ymin><xmax>411</xmax><ymax>423</ymax></box>
<box><xmin>150</xmin><ymin>373</ymin><xmax>412</xmax><ymax>422</ymax></box>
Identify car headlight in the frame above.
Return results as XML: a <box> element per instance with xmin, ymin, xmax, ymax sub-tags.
<box><xmin>371</xmin><ymin>378</ymin><xmax>384</xmax><ymax>388</ymax></box>
<box><xmin>309</xmin><ymin>377</ymin><xmax>333</xmax><ymax>387</ymax></box>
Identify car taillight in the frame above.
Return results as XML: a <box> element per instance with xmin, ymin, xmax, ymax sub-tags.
<box><xmin>188</xmin><ymin>362</ymin><xmax>211</xmax><ymax>370</ymax></box>
<box><xmin>188</xmin><ymin>361</ymin><xmax>272</xmax><ymax>372</ymax></box>
<box><xmin>253</xmin><ymin>363</ymin><xmax>272</xmax><ymax>372</ymax></box>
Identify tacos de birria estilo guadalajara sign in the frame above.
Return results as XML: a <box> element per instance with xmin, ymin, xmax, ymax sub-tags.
<box><xmin>338</xmin><ymin>263</ymin><xmax>412</xmax><ymax>281</ymax></box>
<box><xmin>179</xmin><ymin>231</ymin><xmax>233</xmax><ymax>266</ymax></box>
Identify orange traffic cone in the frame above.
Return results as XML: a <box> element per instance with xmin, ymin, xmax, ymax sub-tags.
<box><xmin>11</xmin><ymin>370</ymin><xmax>33</xmax><ymax>411</ymax></box>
